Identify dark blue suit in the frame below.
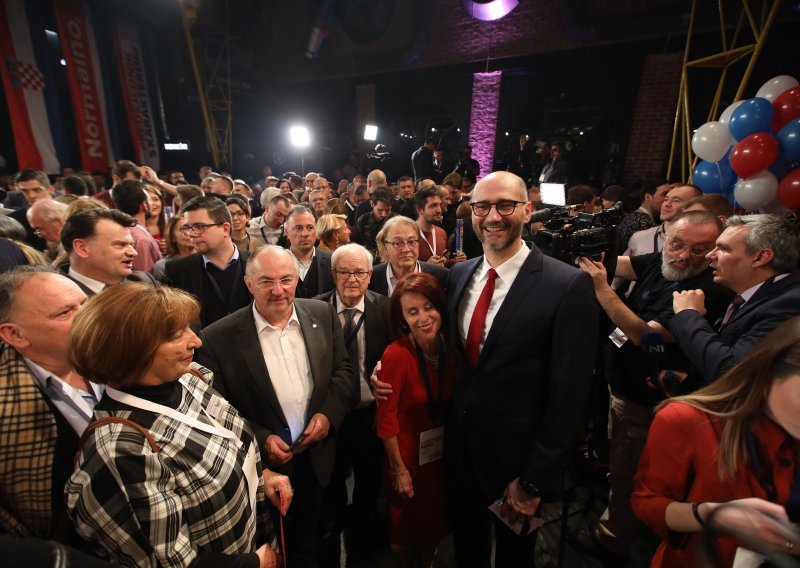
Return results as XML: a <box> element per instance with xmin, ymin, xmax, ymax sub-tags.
<box><xmin>668</xmin><ymin>271</ymin><xmax>800</xmax><ymax>385</ymax></box>
<box><xmin>446</xmin><ymin>245</ymin><xmax>598</xmax><ymax>566</ymax></box>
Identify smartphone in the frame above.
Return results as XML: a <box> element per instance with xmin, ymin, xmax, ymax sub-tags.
<box><xmin>290</xmin><ymin>433</ymin><xmax>306</xmax><ymax>450</ymax></box>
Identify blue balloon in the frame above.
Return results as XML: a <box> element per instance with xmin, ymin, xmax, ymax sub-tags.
<box><xmin>693</xmin><ymin>159</ymin><xmax>736</xmax><ymax>194</ymax></box>
<box><xmin>728</xmin><ymin>97</ymin><xmax>775</xmax><ymax>141</ymax></box>
<box><xmin>777</xmin><ymin>118</ymin><xmax>800</xmax><ymax>163</ymax></box>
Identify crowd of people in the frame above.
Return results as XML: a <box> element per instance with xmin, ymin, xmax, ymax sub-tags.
<box><xmin>0</xmin><ymin>149</ymin><xmax>799</xmax><ymax>568</ymax></box>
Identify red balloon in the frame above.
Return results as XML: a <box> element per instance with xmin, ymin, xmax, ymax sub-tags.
<box><xmin>729</xmin><ymin>132</ymin><xmax>779</xmax><ymax>179</ymax></box>
<box><xmin>778</xmin><ymin>167</ymin><xmax>800</xmax><ymax>210</ymax></box>
<box><xmin>772</xmin><ymin>86</ymin><xmax>800</xmax><ymax>131</ymax></box>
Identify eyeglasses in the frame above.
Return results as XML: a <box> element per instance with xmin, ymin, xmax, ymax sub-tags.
<box><xmin>384</xmin><ymin>239</ymin><xmax>420</xmax><ymax>249</ymax></box>
<box><xmin>229</xmin><ymin>210</ymin><xmax>247</xmax><ymax>218</ymax></box>
<box><xmin>179</xmin><ymin>222</ymin><xmax>222</xmax><ymax>235</ymax></box>
<box><xmin>470</xmin><ymin>200</ymin><xmax>525</xmax><ymax>217</ymax></box>
<box><xmin>255</xmin><ymin>276</ymin><xmax>296</xmax><ymax>288</ymax></box>
<box><xmin>32</xmin><ymin>228</ymin><xmax>46</xmax><ymax>237</ymax></box>
<box><xmin>335</xmin><ymin>270</ymin><xmax>370</xmax><ymax>280</ymax></box>
<box><xmin>665</xmin><ymin>238</ymin><xmax>713</xmax><ymax>258</ymax></box>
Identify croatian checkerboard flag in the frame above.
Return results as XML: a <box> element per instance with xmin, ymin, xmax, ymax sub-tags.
<box><xmin>0</xmin><ymin>0</ymin><xmax>64</xmax><ymax>173</ymax></box>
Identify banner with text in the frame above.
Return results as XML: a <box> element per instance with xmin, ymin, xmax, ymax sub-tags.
<box><xmin>54</xmin><ymin>0</ymin><xmax>114</xmax><ymax>171</ymax></box>
<box><xmin>0</xmin><ymin>0</ymin><xmax>63</xmax><ymax>172</ymax></box>
<box><xmin>113</xmin><ymin>19</ymin><xmax>160</xmax><ymax>169</ymax></box>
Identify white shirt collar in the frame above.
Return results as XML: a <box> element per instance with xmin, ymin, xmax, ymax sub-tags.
<box><xmin>738</xmin><ymin>273</ymin><xmax>790</xmax><ymax>302</ymax></box>
<box><xmin>477</xmin><ymin>242</ymin><xmax>530</xmax><ymax>284</ymax></box>
<box><xmin>68</xmin><ymin>267</ymin><xmax>106</xmax><ymax>295</ymax></box>
<box><xmin>202</xmin><ymin>242</ymin><xmax>239</xmax><ymax>270</ymax></box>
<box><xmin>334</xmin><ymin>292</ymin><xmax>365</xmax><ymax>314</ymax></box>
<box><xmin>252</xmin><ymin>302</ymin><xmax>300</xmax><ymax>333</ymax></box>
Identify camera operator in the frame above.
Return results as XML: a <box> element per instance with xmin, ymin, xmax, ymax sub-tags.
<box><xmin>569</xmin><ymin>211</ymin><xmax>734</xmax><ymax>562</ymax></box>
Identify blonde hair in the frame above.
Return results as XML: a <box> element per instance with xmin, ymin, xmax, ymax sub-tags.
<box><xmin>316</xmin><ymin>214</ymin><xmax>347</xmax><ymax>245</ymax></box>
<box><xmin>68</xmin><ymin>284</ymin><xmax>199</xmax><ymax>388</ymax></box>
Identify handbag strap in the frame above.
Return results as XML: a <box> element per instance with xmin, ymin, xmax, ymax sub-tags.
<box><xmin>76</xmin><ymin>416</ymin><xmax>161</xmax><ymax>468</ymax></box>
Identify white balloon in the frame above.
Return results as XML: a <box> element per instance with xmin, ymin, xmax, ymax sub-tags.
<box><xmin>692</xmin><ymin>121</ymin><xmax>734</xmax><ymax>163</ymax></box>
<box><xmin>733</xmin><ymin>170</ymin><xmax>778</xmax><ymax>210</ymax></box>
<box><xmin>755</xmin><ymin>75</ymin><xmax>799</xmax><ymax>103</ymax></box>
<box><xmin>719</xmin><ymin>100</ymin><xmax>744</xmax><ymax>125</ymax></box>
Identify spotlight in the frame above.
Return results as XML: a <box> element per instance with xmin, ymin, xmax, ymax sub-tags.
<box><xmin>60</xmin><ymin>59</ymin><xmax>66</xmax><ymax>66</ymax></box>
<box><xmin>289</xmin><ymin>125</ymin><xmax>310</xmax><ymax>148</ymax></box>
<box><xmin>363</xmin><ymin>124</ymin><xmax>378</xmax><ymax>141</ymax></box>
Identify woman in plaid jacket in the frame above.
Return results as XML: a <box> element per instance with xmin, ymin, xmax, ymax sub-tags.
<box><xmin>65</xmin><ymin>284</ymin><xmax>290</xmax><ymax>568</ymax></box>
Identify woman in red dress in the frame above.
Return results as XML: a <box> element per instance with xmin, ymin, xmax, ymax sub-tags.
<box><xmin>376</xmin><ymin>272</ymin><xmax>453</xmax><ymax>567</ymax></box>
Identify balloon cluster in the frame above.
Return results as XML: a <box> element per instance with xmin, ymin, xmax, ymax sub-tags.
<box><xmin>691</xmin><ymin>75</ymin><xmax>800</xmax><ymax>212</ymax></box>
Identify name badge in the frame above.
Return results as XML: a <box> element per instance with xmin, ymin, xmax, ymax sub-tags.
<box><xmin>206</xmin><ymin>396</ymin><xmax>226</xmax><ymax>423</ymax></box>
<box><xmin>419</xmin><ymin>426</ymin><xmax>445</xmax><ymax>465</ymax></box>
<box><xmin>609</xmin><ymin>327</ymin><xmax>629</xmax><ymax>348</ymax></box>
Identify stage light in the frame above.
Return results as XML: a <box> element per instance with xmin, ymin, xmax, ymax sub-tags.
<box><xmin>364</xmin><ymin>124</ymin><xmax>378</xmax><ymax>141</ymax></box>
<box><xmin>289</xmin><ymin>125</ymin><xmax>310</xmax><ymax>148</ymax></box>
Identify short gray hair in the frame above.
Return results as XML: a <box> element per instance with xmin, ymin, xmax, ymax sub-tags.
<box><xmin>331</xmin><ymin>243</ymin><xmax>373</xmax><ymax>269</ymax></box>
<box><xmin>725</xmin><ymin>214</ymin><xmax>800</xmax><ymax>273</ymax></box>
<box><xmin>0</xmin><ymin>266</ymin><xmax>60</xmax><ymax>323</ymax></box>
<box><xmin>376</xmin><ymin>216</ymin><xmax>420</xmax><ymax>245</ymax></box>
<box><xmin>27</xmin><ymin>198</ymin><xmax>67</xmax><ymax>223</ymax></box>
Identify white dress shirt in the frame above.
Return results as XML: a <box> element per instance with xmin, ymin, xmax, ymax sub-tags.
<box><xmin>289</xmin><ymin>248</ymin><xmax>315</xmax><ymax>281</ymax></box>
<box><xmin>386</xmin><ymin>261</ymin><xmax>421</xmax><ymax>297</ymax></box>
<box><xmin>333</xmin><ymin>293</ymin><xmax>372</xmax><ymax>407</ymax></box>
<box><xmin>68</xmin><ymin>267</ymin><xmax>105</xmax><ymax>295</ymax></box>
<box><xmin>252</xmin><ymin>303</ymin><xmax>314</xmax><ymax>443</ymax></box>
<box><xmin>457</xmin><ymin>243</ymin><xmax>530</xmax><ymax>354</ymax></box>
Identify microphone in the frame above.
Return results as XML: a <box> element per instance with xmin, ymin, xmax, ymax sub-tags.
<box><xmin>641</xmin><ymin>331</ymin><xmax>667</xmax><ymax>393</ymax></box>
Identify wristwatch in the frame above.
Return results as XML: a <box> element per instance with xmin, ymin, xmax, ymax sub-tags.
<box><xmin>518</xmin><ymin>478</ymin><xmax>542</xmax><ymax>498</ymax></box>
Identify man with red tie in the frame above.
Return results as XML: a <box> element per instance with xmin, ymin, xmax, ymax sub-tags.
<box><xmin>447</xmin><ymin>171</ymin><xmax>598</xmax><ymax>567</ymax></box>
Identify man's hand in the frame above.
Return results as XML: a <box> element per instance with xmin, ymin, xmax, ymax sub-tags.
<box><xmin>369</xmin><ymin>361</ymin><xmax>394</xmax><ymax>403</ymax></box>
<box><xmin>427</xmin><ymin>254</ymin><xmax>446</xmax><ymax>266</ymax></box>
<box><xmin>578</xmin><ymin>256</ymin><xmax>609</xmax><ymax>290</ymax></box>
<box><xmin>262</xmin><ymin>469</ymin><xmax>293</xmax><ymax>516</ymax></box>
<box><xmin>499</xmin><ymin>478</ymin><xmax>540</xmax><ymax>525</ymax></box>
<box><xmin>673</xmin><ymin>289</ymin><xmax>706</xmax><ymax>316</ymax></box>
<box><xmin>255</xmin><ymin>544</ymin><xmax>281</xmax><ymax>568</ymax></box>
<box><xmin>297</xmin><ymin>413</ymin><xmax>330</xmax><ymax>447</ymax></box>
<box><xmin>264</xmin><ymin>434</ymin><xmax>293</xmax><ymax>467</ymax></box>
<box><xmin>450</xmin><ymin>251</ymin><xmax>467</xmax><ymax>264</ymax></box>
<box><xmin>645</xmin><ymin>369</ymin><xmax>688</xmax><ymax>393</ymax></box>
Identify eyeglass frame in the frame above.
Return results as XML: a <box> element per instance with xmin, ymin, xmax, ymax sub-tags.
<box><xmin>664</xmin><ymin>237</ymin><xmax>714</xmax><ymax>258</ymax></box>
<box><xmin>383</xmin><ymin>239</ymin><xmax>420</xmax><ymax>250</ymax></box>
<box><xmin>178</xmin><ymin>222</ymin><xmax>223</xmax><ymax>235</ymax></box>
<box><xmin>334</xmin><ymin>270</ymin><xmax>371</xmax><ymax>280</ymax></box>
<box><xmin>469</xmin><ymin>200</ymin><xmax>526</xmax><ymax>217</ymax></box>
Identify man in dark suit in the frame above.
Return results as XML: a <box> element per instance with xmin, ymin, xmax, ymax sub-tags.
<box><xmin>59</xmin><ymin>208</ymin><xmax>158</xmax><ymax>296</ymax></box>
<box><xmin>314</xmin><ymin>243</ymin><xmax>393</xmax><ymax>567</ymax></box>
<box><xmin>161</xmin><ymin>196</ymin><xmax>250</xmax><ymax>327</ymax></box>
<box><xmin>368</xmin><ymin>216</ymin><xmax>449</xmax><ymax>297</ymax></box>
<box><xmin>196</xmin><ymin>246</ymin><xmax>354</xmax><ymax>568</ymax></box>
<box><xmin>446</xmin><ymin>171</ymin><xmax>597</xmax><ymax>566</ymax></box>
<box><xmin>284</xmin><ymin>205</ymin><xmax>334</xmax><ymax>299</ymax></box>
<box><xmin>669</xmin><ymin>214</ymin><xmax>800</xmax><ymax>386</ymax></box>
<box><xmin>10</xmin><ymin>169</ymin><xmax>51</xmax><ymax>250</ymax></box>
<box><xmin>411</xmin><ymin>138</ymin><xmax>436</xmax><ymax>183</ymax></box>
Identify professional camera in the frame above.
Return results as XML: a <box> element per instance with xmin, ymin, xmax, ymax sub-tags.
<box><xmin>532</xmin><ymin>201</ymin><xmax>624</xmax><ymax>264</ymax></box>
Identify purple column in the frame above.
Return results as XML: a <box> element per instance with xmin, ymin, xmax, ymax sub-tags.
<box><xmin>469</xmin><ymin>71</ymin><xmax>502</xmax><ymax>181</ymax></box>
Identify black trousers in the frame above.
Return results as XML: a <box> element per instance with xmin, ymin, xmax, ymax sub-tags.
<box><xmin>283</xmin><ymin>451</ymin><xmax>324</xmax><ymax>568</ymax></box>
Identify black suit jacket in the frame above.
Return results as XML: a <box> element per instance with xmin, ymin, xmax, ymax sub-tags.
<box><xmin>161</xmin><ymin>250</ymin><xmax>251</xmax><ymax>328</ymax></box>
<box><xmin>446</xmin><ymin>247</ymin><xmax>598</xmax><ymax>498</ymax></box>
<box><xmin>59</xmin><ymin>265</ymin><xmax>159</xmax><ymax>296</ymax></box>
<box><xmin>295</xmin><ymin>247</ymin><xmax>334</xmax><ymax>299</ymax></box>
<box><xmin>196</xmin><ymin>299</ymin><xmax>355</xmax><ymax>487</ymax></box>
<box><xmin>313</xmin><ymin>289</ymin><xmax>393</xmax><ymax>406</ymax></box>
<box><xmin>368</xmin><ymin>261</ymin><xmax>450</xmax><ymax>297</ymax></box>
<box><xmin>668</xmin><ymin>271</ymin><xmax>800</xmax><ymax>384</ymax></box>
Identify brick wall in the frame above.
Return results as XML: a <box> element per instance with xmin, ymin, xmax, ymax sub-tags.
<box><xmin>623</xmin><ymin>53</ymin><xmax>684</xmax><ymax>181</ymax></box>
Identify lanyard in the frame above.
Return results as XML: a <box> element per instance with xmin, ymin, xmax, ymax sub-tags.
<box><xmin>420</xmin><ymin>229</ymin><xmax>437</xmax><ymax>257</ymax></box>
<box><xmin>412</xmin><ymin>335</ymin><xmax>445</xmax><ymax>425</ymax></box>
<box><xmin>332</xmin><ymin>296</ymin><xmax>365</xmax><ymax>348</ymax></box>
<box><xmin>749</xmin><ymin>433</ymin><xmax>800</xmax><ymax>522</ymax></box>
<box><xmin>104</xmin><ymin>379</ymin><xmax>243</xmax><ymax>450</ymax></box>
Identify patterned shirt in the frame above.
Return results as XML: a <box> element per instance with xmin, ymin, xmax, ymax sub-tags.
<box><xmin>66</xmin><ymin>366</ymin><xmax>277</xmax><ymax>567</ymax></box>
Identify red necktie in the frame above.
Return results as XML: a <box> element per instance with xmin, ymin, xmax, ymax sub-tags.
<box><xmin>465</xmin><ymin>268</ymin><xmax>497</xmax><ymax>368</ymax></box>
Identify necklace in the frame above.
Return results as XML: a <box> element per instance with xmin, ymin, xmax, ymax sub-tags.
<box><xmin>408</xmin><ymin>333</ymin><xmax>441</xmax><ymax>369</ymax></box>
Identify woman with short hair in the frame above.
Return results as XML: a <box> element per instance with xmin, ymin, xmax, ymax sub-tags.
<box><xmin>316</xmin><ymin>213</ymin><xmax>350</xmax><ymax>252</ymax></box>
<box><xmin>66</xmin><ymin>284</ymin><xmax>289</xmax><ymax>567</ymax></box>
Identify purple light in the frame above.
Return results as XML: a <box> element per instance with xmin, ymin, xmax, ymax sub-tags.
<box><xmin>469</xmin><ymin>71</ymin><xmax>502</xmax><ymax>181</ymax></box>
<box><xmin>461</xmin><ymin>0</ymin><xmax>519</xmax><ymax>22</ymax></box>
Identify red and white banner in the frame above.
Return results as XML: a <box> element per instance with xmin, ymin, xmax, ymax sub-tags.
<box><xmin>113</xmin><ymin>19</ymin><xmax>160</xmax><ymax>169</ymax></box>
<box><xmin>54</xmin><ymin>0</ymin><xmax>114</xmax><ymax>171</ymax></box>
<box><xmin>0</xmin><ymin>0</ymin><xmax>61</xmax><ymax>172</ymax></box>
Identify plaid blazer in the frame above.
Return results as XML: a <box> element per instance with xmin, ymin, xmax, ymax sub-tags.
<box><xmin>0</xmin><ymin>342</ymin><xmax>57</xmax><ymax>537</ymax></box>
<box><xmin>66</xmin><ymin>366</ymin><xmax>277</xmax><ymax>567</ymax></box>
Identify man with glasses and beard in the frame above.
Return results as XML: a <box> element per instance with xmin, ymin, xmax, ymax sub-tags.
<box><xmin>570</xmin><ymin>210</ymin><xmax>734</xmax><ymax>563</ymax></box>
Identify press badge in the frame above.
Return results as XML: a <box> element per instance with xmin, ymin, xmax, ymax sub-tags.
<box><xmin>609</xmin><ymin>327</ymin><xmax>629</xmax><ymax>348</ymax></box>
<box><xmin>419</xmin><ymin>426</ymin><xmax>445</xmax><ymax>465</ymax></box>
<box><xmin>206</xmin><ymin>396</ymin><xmax>226</xmax><ymax>423</ymax></box>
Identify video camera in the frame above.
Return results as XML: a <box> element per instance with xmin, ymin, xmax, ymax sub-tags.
<box><xmin>532</xmin><ymin>201</ymin><xmax>624</xmax><ymax>264</ymax></box>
